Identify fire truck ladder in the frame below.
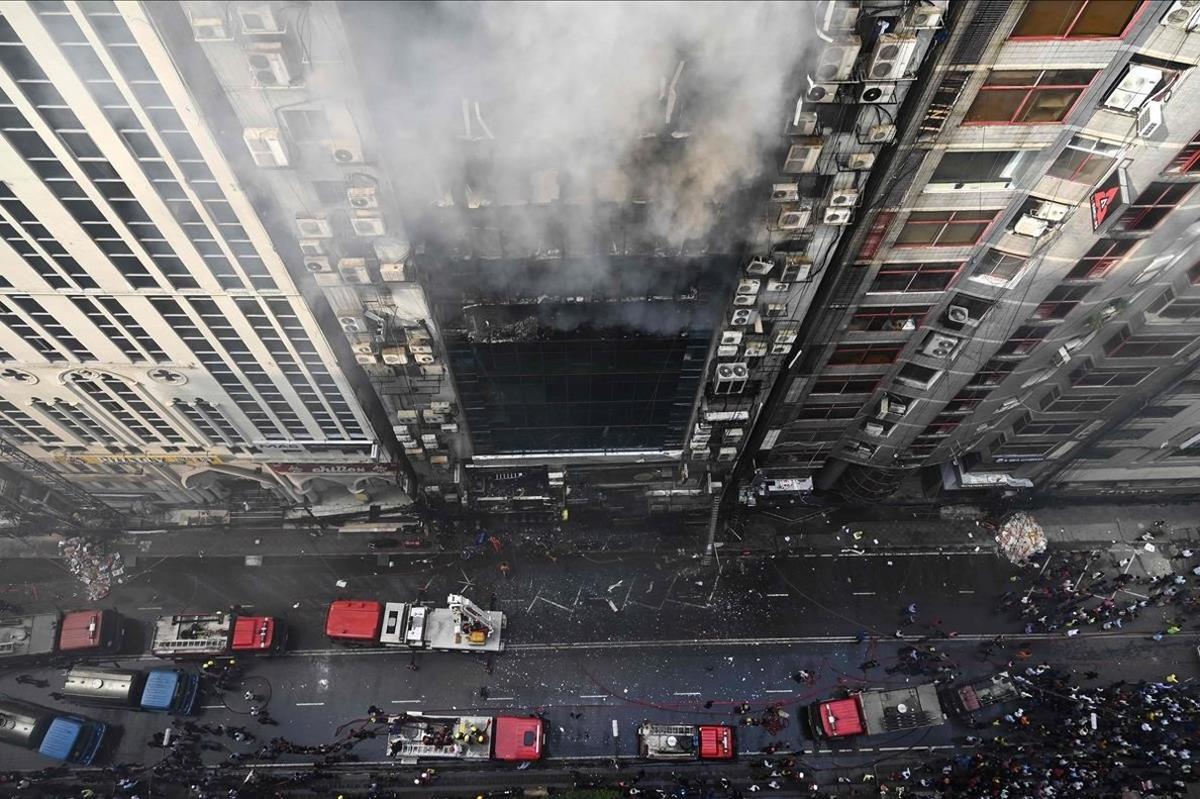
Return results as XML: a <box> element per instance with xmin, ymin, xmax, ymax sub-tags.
<box><xmin>0</xmin><ymin>431</ymin><xmax>124</xmax><ymax>529</ymax></box>
<box><xmin>447</xmin><ymin>594</ymin><xmax>495</xmax><ymax>637</ymax></box>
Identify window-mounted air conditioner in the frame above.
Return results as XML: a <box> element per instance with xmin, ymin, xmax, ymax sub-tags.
<box><xmin>717</xmin><ymin>345</ymin><xmax>739</xmax><ymax>358</ymax></box>
<box><xmin>1013</xmin><ymin>214</ymin><xmax>1050</xmax><ymax>238</ymax></box>
<box><xmin>190</xmin><ymin>15</ymin><xmax>231</xmax><ymax>41</ymax></box>
<box><xmin>237</xmin><ymin>4</ymin><xmax>284</xmax><ymax>35</ymax></box>
<box><xmin>847</xmin><ymin>152</ymin><xmax>876</xmax><ymax>170</ymax></box>
<box><xmin>730</xmin><ymin>309</ymin><xmax>757</xmax><ymax>326</ymax></box>
<box><xmin>867</xmin><ymin>34</ymin><xmax>917</xmax><ymax>81</ymax></box>
<box><xmin>339</xmin><ymin>316</ymin><xmax>367</xmax><ymax>334</ymax></box>
<box><xmin>381</xmin><ymin>347</ymin><xmax>408</xmax><ymax>365</ymax></box>
<box><xmin>922</xmin><ymin>333</ymin><xmax>961</xmax><ymax>359</ymax></box>
<box><xmin>380</xmin><ymin>263</ymin><xmax>406</xmax><ymax>282</ymax></box>
<box><xmin>783</xmin><ymin>140</ymin><xmax>823</xmax><ymax>173</ymax></box>
<box><xmin>858</xmin><ymin>83</ymin><xmax>897</xmax><ymax>104</ymax></box>
<box><xmin>771</xmin><ymin>183</ymin><xmax>800</xmax><ymax>203</ymax></box>
<box><xmin>805</xmin><ymin>77</ymin><xmax>840</xmax><ymax>104</ymax></box>
<box><xmin>746</xmin><ymin>258</ymin><xmax>774</xmax><ymax>276</ymax></box>
<box><xmin>821</xmin><ymin>0</ymin><xmax>859</xmax><ymax>31</ymax></box>
<box><xmin>733</xmin><ymin>294</ymin><xmax>757</xmax><ymax>307</ymax></box>
<box><xmin>782</xmin><ymin>254</ymin><xmax>812</xmax><ymax>281</ymax></box>
<box><xmin>1103</xmin><ymin>65</ymin><xmax>1164</xmax><ymax>113</ymax></box>
<box><xmin>331</xmin><ymin>140</ymin><xmax>363</xmax><ymax>164</ymax></box>
<box><xmin>771</xmin><ymin>343</ymin><xmax>791</xmax><ymax>355</ymax></box>
<box><xmin>714</xmin><ymin>362</ymin><xmax>750</xmax><ymax>395</ymax></box>
<box><xmin>721</xmin><ymin>330</ymin><xmax>744</xmax><ymax>346</ymax></box>
<box><xmin>298</xmin><ymin>239</ymin><xmax>325</xmax><ymax>257</ymax></box>
<box><xmin>351</xmin><ymin>215</ymin><xmax>386</xmax><ymax>237</ymax></box>
<box><xmin>348</xmin><ymin>186</ymin><xmax>378</xmax><ymax>209</ymax></box>
<box><xmin>824</xmin><ymin>207</ymin><xmax>853</xmax><ymax>225</ymax></box>
<box><xmin>864</xmin><ymin>422</ymin><xmax>886</xmax><ymax>437</ymax></box>
<box><xmin>1138</xmin><ymin>101</ymin><xmax>1164</xmax><ymax>137</ymax></box>
<box><xmin>304</xmin><ymin>256</ymin><xmax>331</xmax><ymax>274</ymax></box>
<box><xmin>296</xmin><ymin>216</ymin><xmax>332</xmax><ymax>238</ymax></box>
<box><xmin>1053</xmin><ymin>346</ymin><xmax>1072</xmax><ymax>367</ymax></box>
<box><xmin>338</xmin><ymin>258</ymin><xmax>370</xmax><ymax>284</ymax></box>
<box><xmin>778</xmin><ymin>206</ymin><xmax>812</xmax><ymax>230</ymax></box>
<box><xmin>737</xmin><ymin>279</ymin><xmax>761</xmax><ymax>295</ymax></box>
<box><xmin>744</xmin><ymin>342</ymin><xmax>768</xmax><ymax>358</ymax></box>
<box><xmin>814</xmin><ymin>36</ymin><xmax>862</xmax><ymax>82</ymax></box>
<box><xmin>247</xmin><ymin>42</ymin><xmax>297</xmax><ymax>89</ymax></box>
<box><xmin>866</xmin><ymin>123</ymin><xmax>896</xmax><ymax>143</ymax></box>
<box><xmin>774</xmin><ymin>331</ymin><xmax>798</xmax><ymax>345</ymax></box>
<box><xmin>242</xmin><ymin>127</ymin><xmax>289</xmax><ymax>167</ymax></box>
<box><xmin>1029</xmin><ymin>200</ymin><xmax>1071</xmax><ymax>222</ymax></box>
<box><xmin>903</xmin><ymin>4</ymin><xmax>944</xmax><ymax>29</ymax></box>
<box><xmin>1161</xmin><ymin>0</ymin><xmax>1200</xmax><ymax>31</ymax></box>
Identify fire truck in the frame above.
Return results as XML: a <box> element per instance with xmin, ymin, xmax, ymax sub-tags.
<box><xmin>637</xmin><ymin>723</ymin><xmax>735</xmax><ymax>760</ymax></box>
<box><xmin>150</xmin><ymin>611</ymin><xmax>285</xmax><ymax>659</ymax></box>
<box><xmin>809</xmin><ymin>684</ymin><xmax>945</xmax><ymax>740</ymax></box>
<box><xmin>384</xmin><ymin>712</ymin><xmax>544</xmax><ymax>763</ymax></box>
<box><xmin>941</xmin><ymin>672</ymin><xmax>1022</xmax><ymax>720</ymax></box>
<box><xmin>325</xmin><ymin>594</ymin><xmax>504</xmax><ymax>652</ymax></box>
<box><xmin>0</xmin><ymin>610</ymin><xmax>123</xmax><ymax>666</ymax></box>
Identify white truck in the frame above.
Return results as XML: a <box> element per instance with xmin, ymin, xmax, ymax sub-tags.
<box><xmin>325</xmin><ymin>594</ymin><xmax>504</xmax><ymax>652</ymax></box>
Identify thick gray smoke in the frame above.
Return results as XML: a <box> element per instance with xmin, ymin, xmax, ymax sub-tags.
<box><xmin>351</xmin><ymin>1</ymin><xmax>814</xmax><ymax>250</ymax></box>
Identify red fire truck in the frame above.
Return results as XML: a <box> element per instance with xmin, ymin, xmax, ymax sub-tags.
<box><xmin>0</xmin><ymin>609</ymin><xmax>123</xmax><ymax>666</ymax></box>
<box><xmin>325</xmin><ymin>594</ymin><xmax>503</xmax><ymax>652</ymax></box>
<box><xmin>809</xmin><ymin>684</ymin><xmax>945</xmax><ymax>740</ymax></box>
<box><xmin>150</xmin><ymin>611</ymin><xmax>285</xmax><ymax>659</ymax></box>
<box><xmin>385</xmin><ymin>712</ymin><xmax>543</xmax><ymax>763</ymax></box>
<box><xmin>637</xmin><ymin>723</ymin><xmax>735</xmax><ymax>760</ymax></box>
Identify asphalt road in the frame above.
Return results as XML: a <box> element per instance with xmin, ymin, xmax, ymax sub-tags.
<box><xmin>0</xmin><ymin>543</ymin><xmax>1194</xmax><ymax>777</ymax></box>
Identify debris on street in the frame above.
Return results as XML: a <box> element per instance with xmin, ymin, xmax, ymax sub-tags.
<box><xmin>995</xmin><ymin>513</ymin><xmax>1047</xmax><ymax>564</ymax></box>
<box><xmin>58</xmin><ymin>536</ymin><xmax>123</xmax><ymax>601</ymax></box>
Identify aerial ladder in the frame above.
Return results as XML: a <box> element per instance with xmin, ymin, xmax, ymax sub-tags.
<box><xmin>448</xmin><ymin>593</ymin><xmax>496</xmax><ymax>643</ymax></box>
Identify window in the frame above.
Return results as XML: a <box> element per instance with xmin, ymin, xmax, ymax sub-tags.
<box><xmin>895</xmin><ymin>363</ymin><xmax>942</xmax><ymax>390</ymax></box>
<box><xmin>1167</xmin><ymin>130</ymin><xmax>1200</xmax><ymax>175</ymax></box>
<box><xmin>1116</xmin><ymin>182</ymin><xmax>1194</xmax><ymax>232</ymax></box>
<box><xmin>969</xmin><ymin>359</ymin><xmax>1019</xmax><ymax>388</ymax></box>
<box><xmin>1010</xmin><ymin>0</ymin><xmax>1141</xmax><ymax>39</ymax></box>
<box><xmin>1046</xmin><ymin>135</ymin><xmax>1121</xmax><ymax>185</ymax></box>
<box><xmin>895</xmin><ymin>210</ymin><xmax>997</xmax><ymax>247</ymax></box>
<box><xmin>828</xmin><ymin>343</ymin><xmax>903</xmax><ymax>366</ymax></box>
<box><xmin>848</xmin><ymin>305</ymin><xmax>930</xmax><ymax>332</ymax></box>
<box><xmin>1080</xmin><ymin>447</ymin><xmax>1123</xmax><ymax>460</ymax></box>
<box><xmin>965</xmin><ymin>69</ymin><xmax>1097</xmax><ymax>124</ymax></box>
<box><xmin>1152</xmin><ymin>296</ymin><xmax>1200</xmax><ymax>322</ymax></box>
<box><xmin>970</xmin><ymin>249</ymin><xmax>1027</xmax><ymax>287</ymax></box>
<box><xmin>1070</xmin><ymin>367</ymin><xmax>1153</xmax><ymax>387</ymax></box>
<box><xmin>929</xmin><ymin>151</ymin><xmax>1029</xmax><ymax>186</ymax></box>
<box><xmin>1105</xmin><ymin>329</ymin><xmax>1193</xmax><ymax>358</ymax></box>
<box><xmin>943</xmin><ymin>397</ymin><xmax>984</xmax><ymax>414</ymax></box>
<box><xmin>811</xmin><ymin>377</ymin><xmax>879</xmax><ymax>395</ymax></box>
<box><xmin>1137</xmin><ymin>405</ymin><xmax>1185</xmax><ymax>419</ymax></box>
<box><xmin>796</xmin><ymin>403</ymin><xmax>861</xmax><ymax>421</ymax></box>
<box><xmin>1067</xmin><ymin>239</ymin><xmax>1136</xmax><ymax>280</ymax></box>
<box><xmin>869</xmin><ymin>261</ymin><xmax>961</xmax><ymax>293</ymax></box>
<box><xmin>998</xmin><ymin>325</ymin><xmax>1053</xmax><ymax>356</ymax></box>
<box><xmin>1043</xmin><ymin>394</ymin><xmax>1117</xmax><ymax>413</ymax></box>
<box><xmin>1034</xmin><ymin>285</ymin><xmax>1093</xmax><ymax>320</ymax></box>
<box><xmin>1104</xmin><ymin>426</ymin><xmax>1153</xmax><ymax>441</ymax></box>
<box><xmin>1015</xmin><ymin>419</ymin><xmax>1082</xmax><ymax>437</ymax></box>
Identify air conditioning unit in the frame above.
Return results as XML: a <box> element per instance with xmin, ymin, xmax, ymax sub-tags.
<box><xmin>714</xmin><ymin>362</ymin><xmax>749</xmax><ymax>395</ymax></box>
<box><xmin>414</xmin><ymin>353</ymin><xmax>436</xmax><ymax>365</ymax></box>
<box><xmin>890</xmin><ymin>399</ymin><xmax>910</xmax><ymax>416</ymax></box>
<box><xmin>380</xmin><ymin>263</ymin><xmax>406</xmax><ymax>282</ymax></box>
<box><xmin>824</xmin><ymin>207</ymin><xmax>853</xmax><ymax>225</ymax></box>
<box><xmin>331</xmin><ymin>140</ymin><xmax>364</xmax><ymax>164</ymax></box>
<box><xmin>721</xmin><ymin>330</ymin><xmax>744</xmax><ymax>346</ymax></box>
<box><xmin>339</xmin><ymin>316</ymin><xmax>367</xmax><ymax>334</ymax></box>
<box><xmin>867</xmin><ymin>35</ymin><xmax>918</xmax><ymax>81</ymax></box>
<box><xmin>381</xmin><ymin>347</ymin><xmax>407</xmax><ymax>365</ymax></box>
<box><xmin>946</xmin><ymin>305</ymin><xmax>972</xmax><ymax>325</ymax></box>
<box><xmin>1103</xmin><ymin>65</ymin><xmax>1164</xmax><ymax>112</ymax></box>
<box><xmin>866</xmin><ymin>123</ymin><xmax>897</xmax><ymax>143</ymax></box>
<box><xmin>304</xmin><ymin>256</ymin><xmax>332</xmax><ymax>274</ymax></box>
<box><xmin>298</xmin><ymin>239</ymin><xmax>325</xmax><ymax>257</ymax></box>
<box><xmin>737</xmin><ymin>279</ymin><xmax>761</xmax><ymax>295</ymax></box>
<box><xmin>778</xmin><ymin>206</ymin><xmax>812</xmax><ymax>230</ymax></box>
<box><xmin>355</xmin><ymin>353</ymin><xmax>378</xmax><ymax>365</ymax></box>
<box><xmin>783</xmin><ymin>254</ymin><xmax>812</xmax><ymax>281</ymax></box>
<box><xmin>1014</xmin><ymin>214</ymin><xmax>1050</xmax><ymax>238</ymax></box>
<box><xmin>348</xmin><ymin>186</ymin><xmax>378</xmax><ymax>209</ymax></box>
<box><xmin>771</xmin><ymin>183</ymin><xmax>800</xmax><ymax>202</ymax></box>
<box><xmin>350</xmin><ymin>340</ymin><xmax>375</xmax><ymax>356</ymax></box>
<box><xmin>1138</xmin><ymin>100</ymin><xmax>1164</xmax><ymax>137</ymax></box>
<box><xmin>237</xmin><ymin>4</ymin><xmax>284</xmax><ymax>34</ymax></box>
<box><xmin>864</xmin><ymin>422</ymin><xmax>886</xmax><ymax>437</ymax></box>
<box><xmin>189</xmin><ymin>15</ymin><xmax>231</xmax><ymax>41</ymax></box>
<box><xmin>1029</xmin><ymin>200</ymin><xmax>1071</xmax><ymax>222</ymax></box>
<box><xmin>296</xmin><ymin>217</ymin><xmax>332</xmax><ymax>238</ymax></box>
<box><xmin>717</xmin><ymin>345</ymin><xmax>740</xmax><ymax>357</ymax></box>
<box><xmin>351</xmin><ymin>215</ymin><xmax>386</xmax><ymax>237</ymax></box>
<box><xmin>242</xmin><ymin>127</ymin><xmax>289</xmax><ymax>167</ymax></box>
<box><xmin>814</xmin><ymin>37</ymin><xmax>862</xmax><ymax>81</ymax></box>
<box><xmin>766</xmin><ymin>280</ymin><xmax>791</xmax><ymax>292</ymax></box>
<box><xmin>338</xmin><ymin>258</ymin><xmax>370</xmax><ymax>284</ymax></box>
<box><xmin>733</xmin><ymin>294</ymin><xmax>757</xmax><ymax>307</ymax></box>
<box><xmin>829</xmin><ymin>189</ymin><xmax>859</xmax><ymax>207</ymax></box>
<box><xmin>731</xmin><ymin>309</ymin><xmax>756</xmax><ymax>326</ymax></box>
<box><xmin>771</xmin><ymin>343</ymin><xmax>791</xmax><ymax>355</ymax></box>
<box><xmin>821</xmin><ymin>0</ymin><xmax>859</xmax><ymax>31</ymax></box>
<box><xmin>859</xmin><ymin>82</ymin><xmax>897</xmax><ymax>104</ymax></box>
<box><xmin>903</xmin><ymin>4</ymin><xmax>944</xmax><ymax>29</ymax></box>
<box><xmin>1161</xmin><ymin>0</ymin><xmax>1200</xmax><ymax>30</ymax></box>
<box><xmin>774</xmin><ymin>331</ymin><xmax>798</xmax><ymax>345</ymax></box>
<box><xmin>1053</xmin><ymin>346</ymin><xmax>1072</xmax><ymax>366</ymax></box>
<box><xmin>746</xmin><ymin>258</ymin><xmax>774</xmax><ymax>276</ymax></box>
<box><xmin>847</xmin><ymin>152</ymin><xmax>876</xmax><ymax>170</ymax></box>
<box><xmin>745</xmin><ymin>342</ymin><xmax>768</xmax><ymax>357</ymax></box>
<box><xmin>247</xmin><ymin>42</ymin><xmax>296</xmax><ymax>88</ymax></box>
<box><xmin>922</xmin><ymin>333</ymin><xmax>960</xmax><ymax>358</ymax></box>
<box><xmin>789</xmin><ymin>111</ymin><xmax>819</xmax><ymax>137</ymax></box>
<box><xmin>409</xmin><ymin>344</ymin><xmax>433</xmax><ymax>355</ymax></box>
<box><xmin>805</xmin><ymin>78</ymin><xmax>840</xmax><ymax>104</ymax></box>
<box><xmin>783</xmin><ymin>139</ymin><xmax>823</xmax><ymax>173</ymax></box>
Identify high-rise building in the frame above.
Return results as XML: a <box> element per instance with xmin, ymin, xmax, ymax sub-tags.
<box><xmin>743</xmin><ymin>0</ymin><xmax>1200</xmax><ymax>502</ymax></box>
<box><xmin>0</xmin><ymin>1</ymin><xmax>407</xmax><ymax>510</ymax></box>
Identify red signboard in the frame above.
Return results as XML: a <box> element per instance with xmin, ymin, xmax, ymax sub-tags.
<box><xmin>1091</xmin><ymin>167</ymin><xmax>1128</xmax><ymax>230</ymax></box>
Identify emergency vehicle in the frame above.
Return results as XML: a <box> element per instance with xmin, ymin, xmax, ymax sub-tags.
<box><xmin>384</xmin><ymin>712</ymin><xmax>543</xmax><ymax>763</ymax></box>
<box><xmin>809</xmin><ymin>684</ymin><xmax>945</xmax><ymax>740</ymax></box>
<box><xmin>637</xmin><ymin>723</ymin><xmax>735</xmax><ymax>760</ymax></box>
<box><xmin>325</xmin><ymin>594</ymin><xmax>503</xmax><ymax>652</ymax></box>
<box><xmin>150</xmin><ymin>611</ymin><xmax>285</xmax><ymax>659</ymax></box>
<box><xmin>941</xmin><ymin>672</ymin><xmax>1022</xmax><ymax>720</ymax></box>
<box><xmin>0</xmin><ymin>609</ymin><xmax>123</xmax><ymax>666</ymax></box>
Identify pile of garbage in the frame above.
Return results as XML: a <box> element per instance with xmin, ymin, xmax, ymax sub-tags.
<box><xmin>59</xmin><ymin>536</ymin><xmax>124</xmax><ymax>601</ymax></box>
<box><xmin>995</xmin><ymin>512</ymin><xmax>1047</xmax><ymax>564</ymax></box>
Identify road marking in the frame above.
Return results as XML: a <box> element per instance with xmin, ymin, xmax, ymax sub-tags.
<box><xmin>766</xmin><ymin>593</ymin><xmax>788</xmax><ymax>597</ymax></box>
<box><xmin>673</xmin><ymin>692</ymin><xmax>701</xmax><ymax>696</ymax></box>
<box><xmin>877</xmin><ymin>744</ymin><xmax>958</xmax><ymax>751</ymax></box>
<box><xmin>579</xmin><ymin>694</ymin><xmax>608</xmax><ymax>699</ymax></box>
<box><xmin>764</xmin><ymin>689</ymin><xmax>792</xmax><ymax>694</ymax></box>
<box><xmin>851</xmin><ymin>591</ymin><xmax>875</xmax><ymax>596</ymax></box>
<box><xmin>389</xmin><ymin>699</ymin><xmax>422</xmax><ymax>704</ymax></box>
<box><xmin>485</xmin><ymin>696</ymin><xmax>514</xmax><ymax>701</ymax></box>
<box><xmin>958</xmin><ymin>590</ymin><xmax>975</xmax><ymax>594</ymax></box>
<box><xmin>201</xmin><ymin>704</ymin><xmax>224</xmax><ymax>709</ymax></box>
<box><xmin>295</xmin><ymin>702</ymin><xmax>325</xmax><ymax>707</ymax></box>
<box><xmin>137</xmin><ymin>606</ymin><xmax>163</xmax><ymax>610</ymax></box>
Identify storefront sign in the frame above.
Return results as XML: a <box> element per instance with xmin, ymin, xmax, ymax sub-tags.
<box><xmin>1091</xmin><ymin>167</ymin><xmax>1129</xmax><ymax>230</ymax></box>
<box><xmin>268</xmin><ymin>462</ymin><xmax>397</xmax><ymax>474</ymax></box>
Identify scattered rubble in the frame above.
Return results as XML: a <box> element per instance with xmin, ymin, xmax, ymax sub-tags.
<box><xmin>995</xmin><ymin>512</ymin><xmax>1047</xmax><ymax>564</ymax></box>
<box><xmin>58</xmin><ymin>535</ymin><xmax>123</xmax><ymax>601</ymax></box>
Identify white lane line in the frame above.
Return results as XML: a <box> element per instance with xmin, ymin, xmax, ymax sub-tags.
<box><xmin>389</xmin><ymin>699</ymin><xmax>422</xmax><ymax>704</ymax></box>
<box><xmin>673</xmin><ymin>692</ymin><xmax>701</xmax><ymax>697</ymax></box>
<box><xmin>579</xmin><ymin>694</ymin><xmax>608</xmax><ymax>699</ymax></box>
<box><xmin>485</xmin><ymin>696</ymin><xmax>514</xmax><ymax>701</ymax></box>
<box><xmin>766</xmin><ymin>593</ymin><xmax>789</xmax><ymax>597</ymax></box>
<box><xmin>764</xmin><ymin>689</ymin><xmax>793</xmax><ymax>694</ymax></box>
<box><xmin>958</xmin><ymin>590</ymin><xmax>975</xmax><ymax>594</ymax></box>
<box><xmin>137</xmin><ymin>606</ymin><xmax>163</xmax><ymax>610</ymax></box>
<box><xmin>851</xmin><ymin>591</ymin><xmax>876</xmax><ymax>596</ymax></box>
<box><xmin>201</xmin><ymin>704</ymin><xmax>224</xmax><ymax>709</ymax></box>
<box><xmin>295</xmin><ymin>702</ymin><xmax>325</xmax><ymax>707</ymax></box>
